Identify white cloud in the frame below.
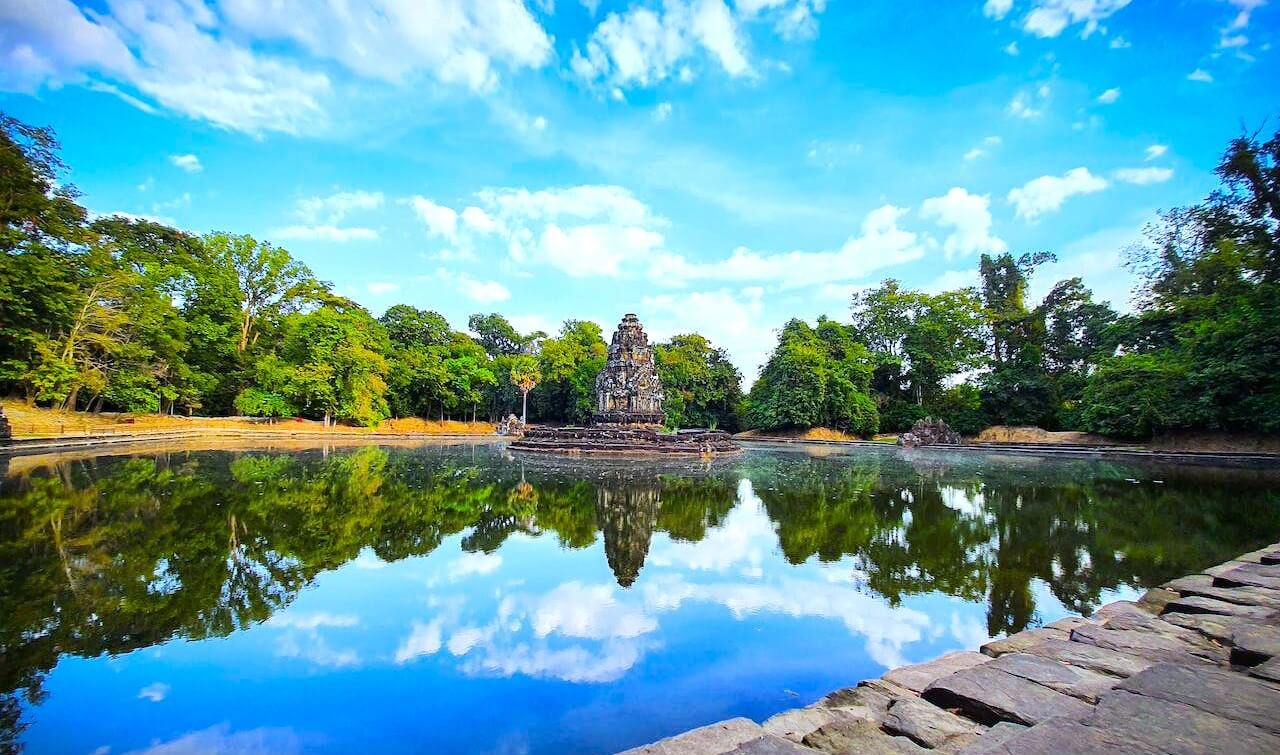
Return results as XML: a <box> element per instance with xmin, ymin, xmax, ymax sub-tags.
<box><xmin>124</xmin><ymin>724</ymin><xmax>306</xmax><ymax>755</ymax></box>
<box><xmin>1144</xmin><ymin>144</ymin><xmax>1168</xmax><ymax>161</ymax></box>
<box><xmin>1113</xmin><ymin>167</ymin><xmax>1173</xmax><ymax>185</ymax></box>
<box><xmin>1008</xmin><ymin>86</ymin><xmax>1049</xmax><ymax>118</ymax></box>
<box><xmin>2</xmin><ymin>0</ymin><xmax>554</xmax><ymax>135</ymax></box>
<box><xmin>654</xmin><ymin>101</ymin><xmax>673</xmax><ymax>121</ymax></box>
<box><xmin>1004</xmin><ymin>41</ymin><xmax>1020</xmax><ymax>55</ymax></box>
<box><xmin>1187</xmin><ymin>68</ymin><xmax>1214</xmax><ymax>83</ymax></box>
<box><xmin>642</xmin><ymin>287</ymin><xmax>770</xmax><ymax>380</ymax></box>
<box><xmin>435</xmin><ymin>268</ymin><xmax>512</xmax><ymax>303</ymax></box>
<box><xmin>367</xmin><ymin>282</ymin><xmax>400</xmax><ymax>295</ymax></box>
<box><xmin>531</xmin><ymin>582</ymin><xmax>657</xmax><ymax>640</ymax></box>
<box><xmin>273</xmin><ymin>225</ymin><xmax>378</xmax><ymax>242</ymax></box>
<box><xmin>1021</xmin><ymin>0</ymin><xmax>1132</xmax><ymax>38</ymax></box>
<box><xmin>1008</xmin><ymin>167</ymin><xmax>1109</xmax><ymax>220</ymax></box>
<box><xmin>138</xmin><ymin>682</ymin><xmax>170</xmax><ymax>702</ymax></box>
<box><xmin>921</xmin><ymin>187</ymin><xmax>1008</xmax><ymax>259</ymax></box>
<box><xmin>410</xmin><ymin>197</ymin><xmax>461</xmax><ymax>241</ymax></box>
<box><xmin>963</xmin><ymin>135</ymin><xmax>1002</xmax><ymax>161</ymax></box>
<box><xmin>984</xmin><ymin>0</ymin><xmax>1015</xmax><ymax>20</ymax></box>
<box><xmin>169</xmin><ymin>153</ymin><xmax>202</xmax><ymax>173</ymax></box>
<box><xmin>1096</xmin><ymin>87</ymin><xmax>1121</xmax><ymax>104</ymax></box>
<box><xmin>1109</xmin><ymin>35</ymin><xmax>1131</xmax><ymax>48</ymax></box>
<box><xmin>297</xmin><ymin>190</ymin><xmax>384</xmax><ymax>224</ymax></box>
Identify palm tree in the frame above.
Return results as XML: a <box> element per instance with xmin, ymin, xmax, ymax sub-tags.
<box><xmin>510</xmin><ymin>356</ymin><xmax>541</xmax><ymax>425</ymax></box>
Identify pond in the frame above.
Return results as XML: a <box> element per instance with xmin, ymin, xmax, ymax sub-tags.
<box><xmin>2</xmin><ymin>441</ymin><xmax>1278</xmax><ymax>754</ymax></box>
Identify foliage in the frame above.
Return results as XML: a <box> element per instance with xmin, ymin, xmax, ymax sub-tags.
<box><xmin>655</xmin><ymin>333</ymin><xmax>743</xmax><ymax>431</ymax></box>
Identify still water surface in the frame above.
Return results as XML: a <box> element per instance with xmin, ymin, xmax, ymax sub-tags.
<box><xmin>2</xmin><ymin>441</ymin><xmax>1278</xmax><ymax>754</ymax></box>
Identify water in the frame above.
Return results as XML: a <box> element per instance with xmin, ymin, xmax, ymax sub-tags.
<box><xmin>2</xmin><ymin>441</ymin><xmax>1278</xmax><ymax>754</ymax></box>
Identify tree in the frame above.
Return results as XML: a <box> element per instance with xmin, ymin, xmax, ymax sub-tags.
<box><xmin>380</xmin><ymin>305</ymin><xmax>451</xmax><ymax>348</ymax></box>
<box><xmin>532</xmin><ymin>320</ymin><xmax>606</xmax><ymax>423</ymax></box>
<box><xmin>510</xmin><ymin>355</ymin><xmax>541</xmax><ymax>425</ymax></box>
<box><xmin>655</xmin><ymin>333</ymin><xmax>744</xmax><ymax>430</ymax></box>
<box><xmin>469</xmin><ymin>312</ymin><xmax>539</xmax><ymax>357</ymax></box>
<box><xmin>197</xmin><ymin>233</ymin><xmax>321</xmax><ymax>353</ymax></box>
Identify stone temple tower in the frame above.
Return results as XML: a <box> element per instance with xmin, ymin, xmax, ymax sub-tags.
<box><xmin>593</xmin><ymin>314</ymin><xmax>665</xmax><ymax>426</ymax></box>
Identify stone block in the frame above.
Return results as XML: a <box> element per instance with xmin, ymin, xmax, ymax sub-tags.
<box><xmin>1089</xmin><ymin>689</ymin><xmax>1280</xmax><ymax>754</ymax></box>
<box><xmin>1162</xmin><ymin>574</ymin><xmax>1280</xmax><ymax>609</ymax></box>
<box><xmin>1248</xmin><ymin>656</ymin><xmax>1280</xmax><ymax>684</ymax></box>
<box><xmin>1069</xmin><ymin>623</ymin><xmax>1225</xmax><ymax>665</ymax></box>
<box><xmin>952</xmin><ymin>722</ymin><xmax>1028</xmax><ymax>755</ymax></box>
<box><xmin>1160</xmin><ymin>611</ymin><xmax>1249</xmax><ymax>644</ymax></box>
<box><xmin>1231</xmin><ymin>624</ymin><xmax>1280</xmax><ymax>666</ymax></box>
<box><xmin>1019</xmin><ymin>638</ymin><xmax>1153</xmax><ymax>679</ymax></box>
<box><xmin>1135</xmin><ymin>587</ymin><xmax>1179</xmax><ymax>614</ymax></box>
<box><xmin>882</xmin><ymin>696</ymin><xmax>983</xmax><ymax>749</ymax></box>
<box><xmin>1117</xmin><ymin>662</ymin><xmax>1280</xmax><ymax>735</ymax></box>
<box><xmin>726</xmin><ymin>735</ymin><xmax>817</xmax><ymax>755</ymax></box>
<box><xmin>980</xmin><ymin>629</ymin><xmax>1065</xmax><ymax>658</ymax></box>
<box><xmin>968</xmin><ymin>717</ymin><xmax>1159</xmax><ymax>755</ymax></box>
<box><xmin>985</xmin><ymin>652</ymin><xmax>1119</xmax><ymax>703</ymax></box>
<box><xmin>1163</xmin><ymin>594</ymin><xmax>1275</xmax><ymax>619</ymax></box>
<box><xmin>763</xmin><ymin>706</ymin><xmax>872</xmax><ymax>743</ymax></box>
<box><xmin>1213</xmin><ymin>562</ymin><xmax>1280</xmax><ymax>590</ymax></box>
<box><xmin>921</xmin><ymin>666</ymin><xmax>1093</xmax><ymax>727</ymax></box>
<box><xmin>883</xmin><ymin>651</ymin><xmax>992</xmax><ymax>693</ymax></box>
<box><xmin>801</xmin><ymin>719</ymin><xmax>927</xmax><ymax>754</ymax></box>
<box><xmin>617</xmin><ymin>717</ymin><xmax>764</xmax><ymax>755</ymax></box>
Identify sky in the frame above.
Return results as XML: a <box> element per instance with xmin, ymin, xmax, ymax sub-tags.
<box><xmin>1</xmin><ymin>0</ymin><xmax>1276</xmax><ymax>380</ymax></box>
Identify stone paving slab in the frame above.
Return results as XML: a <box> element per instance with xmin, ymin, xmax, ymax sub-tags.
<box><xmin>1087</xmin><ymin>689</ymin><xmax>1280</xmax><ymax>755</ymax></box>
<box><xmin>979</xmin><ymin>629</ymin><xmax>1066</xmax><ymax>658</ymax></box>
<box><xmin>1069</xmin><ymin>623</ymin><xmax>1225</xmax><ymax>665</ymax></box>
<box><xmin>1161</xmin><ymin>574</ymin><xmax>1280</xmax><ymax>609</ymax></box>
<box><xmin>921</xmin><ymin>666</ymin><xmax>1093</xmax><ymax>726</ymax></box>
<box><xmin>726</xmin><ymin>735</ymin><xmax>815</xmax><ymax>755</ymax></box>
<box><xmin>1213</xmin><ymin>562</ymin><xmax>1280</xmax><ymax>590</ymax></box>
<box><xmin>1249</xmin><ymin>656</ymin><xmax>1280</xmax><ymax>683</ymax></box>
<box><xmin>1117</xmin><ymin>662</ymin><xmax>1280</xmax><ymax>734</ymax></box>
<box><xmin>1231</xmin><ymin>624</ymin><xmax>1280</xmax><ymax>666</ymax></box>
<box><xmin>801</xmin><ymin>719</ymin><xmax>927</xmax><ymax>754</ymax></box>
<box><xmin>1163</xmin><ymin>593</ymin><xmax>1276</xmax><ymax>619</ymax></box>
<box><xmin>965</xmin><ymin>717</ymin><xmax>1159</xmax><ymax>755</ymax></box>
<box><xmin>953</xmin><ymin>722</ymin><xmax>1028</xmax><ymax>755</ymax></box>
<box><xmin>618</xmin><ymin>718</ymin><xmax>764</xmax><ymax>755</ymax></box>
<box><xmin>882</xmin><ymin>696</ymin><xmax>983</xmax><ymax>749</ymax></box>
<box><xmin>762</xmin><ymin>705</ymin><xmax>872</xmax><ymax>743</ymax></box>
<box><xmin>882</xmin><ymin>651</ymin><xmax>992</xmax><ymax>694</ymax></box>
<box><xmin>1159</xmin><ymin>610</ymin><xmax>1250</xmax><ymax>644</ymax></box>
<box><xmin>1018</xmin><ymin>638</ymin><xmax>1153</xmax><ymax>678</ymax></box>
<box><xmin>984</xmin><ymin>652</ymin><xmax>1118</xmax><ymax>703</ymax></box>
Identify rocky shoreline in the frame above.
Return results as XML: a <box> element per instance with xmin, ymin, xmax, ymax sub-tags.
<box><xmin>620</xmin><ymin>541</ymin><xmax>1280</xmax><ymax>754</ymax></box>
<box><xmin>510</xmin><ymin>426</ymin><xmax>742</xmax><ymax>455</ymax></box>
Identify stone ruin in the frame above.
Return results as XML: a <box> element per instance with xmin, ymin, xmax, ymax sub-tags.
<box><xmin>594</xmin><ymin>314</ymin><xmax>665</xmax><ymax>426</ymax></box>
<box><xmin>0</xmin><ymin>402</ymin><xmax>11</xmax><ymax>441</ymax></box>
<box><xmin>897</xmin><ymin>417</ymin><xmax>962</xmax><ymax>447</ymax></box>
<box><xmin>509</xmin><ymin>314</ymin><xmax>740</xmax><ymax>456</ymax></box>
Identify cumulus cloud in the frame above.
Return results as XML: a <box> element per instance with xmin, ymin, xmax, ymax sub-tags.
<box><xmin>984</xmin><ymin>0</ymin><xmax>1014</xmax><ymax>20</ymax></box>
<box><xmin>1021</xmin><ymin>0</ymin><xmax>1132</xmax><ymax>38</ymax></box>
<box><xmin>1008</xmin><ymin>167</ymin><xmax>1109</xmax><ymax>220</ymax></box>
<box><xmin>1187</xmin><ymin>68</ymin><xmax>1214</xmax><ymax>83</ymax></box>
<box><xmin>1113</xmin><ymin>167</ymin><xmax>1173</xmax><ymax>185</ymax></box>
<box><xmin>169</xmin><ymin>153</ymin><xmax>202</xmax><ymax>172</ymax></box>
<box><xmin>273</xmin><ymin>189</ymin><xmax>382</xmax><ymax>242</ymax></box>
<box><xmin>1096</xmin><ymin>87</ymin><xmax>1121</xmax><ymax>104</ymax></box>
<box><xmin>367</xmin><ymin>282</ymin><xmax>400</xmax><ymax>295</ymax></box>
<box><xmin>920</xmin><ymin>188</ymin><xmax>1008</xmax><ymax>259</ymax></box>
<box><xmin>1144</xmin><ymin>144</ymin><xmax>1168</xmax><ymax>161</ymax></box>
<box><xmin>1008</xmin><ymin>85</ymin><xmax>1050</xmax><ymax>118</ymax></box>
<box><xmin>0</xmin><ymin>0</ymin><xmax>553</xmax><ymax>135</ymax></box>
<box><xmin>434</xmin><ymin>268</ymin><xmax>512</xmax><ymax>303</ymax></box>
<box><xmin>963</xmin><ymin>135</ymin><xmax>1002</xmax><ymax>161</ymax></box>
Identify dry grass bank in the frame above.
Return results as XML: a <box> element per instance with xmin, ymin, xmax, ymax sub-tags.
<box><xmin>736</xmin><ymin>427</ymin><xmax>866</xmax><ymax>442</ymax></box>
<box><xmin>971</xmin><ymin>426</ymin><xmax>1113</xmax><ymax>446</ymax></box>
<box><xmin>1</xmin><ymin>403</ymin><xmax>494</xmax><ymax>439</ymax></box>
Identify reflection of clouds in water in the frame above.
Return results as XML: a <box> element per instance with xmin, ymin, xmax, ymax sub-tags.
<box><xmin>649</xmin><ymin>479</ymin><xmax>770</xmax><ymax>575</ymax></box>
<box><xmin>268</xmin><ymin>611</ymin><xmax>361</xmax><ymax>668</ymax></box>
<box><xmin>446</xmin><ymin>551</ymin><xmax>503</xmax><ymax>580</ymax></box>
<box><xmin>949</xmin><ymin>611</ymin><xmax>992</xmax><ymax>649</ymax></box>
<box><xmin>940</xmin><ymin>486</ymin><xmax>989</xmax><ymax>520</ymax></box>
<box><xmin>389</xmin><ymin>477</ymin><xmax>956</xmax><ymax>682</ymax></box>
<box><xmin>350</xmin><ymin>547</ymin><xmax>388</xmax><ymax>570</ymax></box>
<box><xmin>123</xmin><ymin>723</ymin><xmax>311</xmax><ymax>755</ymax></box>
<box><xmin>640</xmin><ymin>573</ymin><xmax>930</xmax><ymax>670</ymax></box>
<box><xmin>137</xmin><ymin>682</ymin><xmax>170</xmax><ymax>702</ymax></box>
<box><xmin>531</xmin><ymin>582</ymin><xmax>656</xmax><ymax>640</ymax></box>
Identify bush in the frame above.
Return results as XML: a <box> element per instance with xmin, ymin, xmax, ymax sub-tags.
<box><xmin>879</xmin><ymin>399</ymin><xmax>927</xmax><ymax>433</ymax></box>
<box><xmin>927</xmin><ymin>384</ymin><xmax>986</xmax><ymax>436</ymax></box>
<box><xmin>1080</xmin><ymin>354</ymin><xmax>1191</xmax><ymax>439</ymax></box>
<box><xmin>233</xmin><ymin>388</ymin><xmax>296</xmax><ymax>419</ymax></box>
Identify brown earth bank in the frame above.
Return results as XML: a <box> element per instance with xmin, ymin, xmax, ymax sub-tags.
<box><xmin>739</xmin><ymin>424</ymin><xmax>1280</xmax><ymax>455</ymax></box>
<box><xmin>0</xmin><ymin>403</ymin><xmax>495</xmax><ymax>439</ymax></box>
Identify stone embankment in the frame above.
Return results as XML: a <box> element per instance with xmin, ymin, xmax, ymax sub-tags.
<box><xmin>620</xmin><ymin>542</ymin><xmax>1280</xmax><ymax>755</ymax></box>
<box><xmin>511</xmin><ymin>427</ymin><xmax>741</xmax><ymax>455</ymax></box>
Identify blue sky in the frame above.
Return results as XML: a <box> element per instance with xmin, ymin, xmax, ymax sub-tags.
<box><xmin>1</xmin><ymin>0</ymin><xmax>1276</xmax><ymax>379</ymax></box>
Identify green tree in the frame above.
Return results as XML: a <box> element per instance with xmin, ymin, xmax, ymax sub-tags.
<box><xmin>655</xmin><ymin>333</ymin><xmax>744</xmax><ymax>431</ymax></box>
<box><xmin>510</xmin><ymin>355</ymin><xmax>541</xmax><ymax>425</ymax></box>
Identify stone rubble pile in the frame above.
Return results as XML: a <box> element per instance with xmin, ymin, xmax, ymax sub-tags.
<box><xmin>619</xmin><ymin>540</ymin><xmax>1280</xmax><ymax>755</ymax></box>
<box><xmin>898</xmin><ymin>418</ymin><xmax>962</xmax><ymax>448</ymax></box>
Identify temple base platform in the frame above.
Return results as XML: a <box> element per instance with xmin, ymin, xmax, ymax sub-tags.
<box><xmin>509</xmin><ymin>426</ymin><xmax>741</xmax><ymax>456</ymax></box>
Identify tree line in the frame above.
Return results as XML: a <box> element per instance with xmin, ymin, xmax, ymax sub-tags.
<box><xmin>2</xmin><ymin>111</ymin><xmax>1277</xmax><ymax>438</ymax></box>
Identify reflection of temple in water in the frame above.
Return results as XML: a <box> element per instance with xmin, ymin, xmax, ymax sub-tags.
<box><xmin>596</xmin><ymin>483</ymin><xmax>660</xmax><ymax>587</ymax></box>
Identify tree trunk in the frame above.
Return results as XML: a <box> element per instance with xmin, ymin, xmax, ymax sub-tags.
<box><xmin>521</xmin><ymin>390</ymin><xmax>528</xmax><ymax>425</ymax></box>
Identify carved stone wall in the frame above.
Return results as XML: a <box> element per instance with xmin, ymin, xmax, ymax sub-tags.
<box><xmin>593</xmin><ymin>314</ymin><xmax>666</xmax><ymax>426</ymax></box>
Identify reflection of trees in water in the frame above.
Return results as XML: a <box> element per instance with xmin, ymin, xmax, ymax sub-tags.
<box><xmin>1</xmin><ymin>446</ymin><xmax>1278</xmax><ymax>749</ymax></box>
<box><xmin>746</xmin><ymin>452</ymin><xmax>1280</xmax><ymax>637</ymax></box>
